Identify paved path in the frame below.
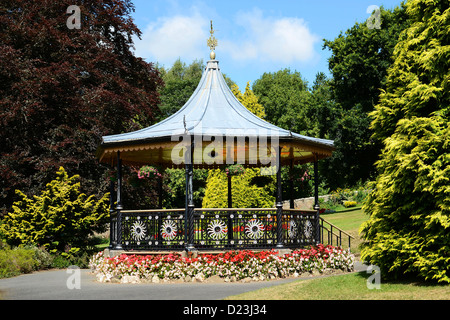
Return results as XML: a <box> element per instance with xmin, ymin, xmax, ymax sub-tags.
<box><xmin>0</xmin><ymin>262</ymin><xmax>367</xmax><ymax>300</ymax></box>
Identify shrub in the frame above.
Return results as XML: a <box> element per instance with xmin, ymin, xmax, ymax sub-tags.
<box><xmin>343</xmin><ymin>201</ymin><xmax>357</xmax><ymax>208</ymax></box>
<box><xmin>0</xmin><ymin>245</ymin><xmax>52</xmax><ymax>278</ymax></box>
<box><xmin>0</xmin><ymin>167</ymin><xmax>110</xmax><ymax>253</ymax></box>
<box><xmin>361</xmin><ymin>0</ymin><xmax>450</xmax><ymax>284</ymax></box>
<box><xmin>202</xmin><ymin>169</ymin><xmax>275</xmax><ymax>208</ymax></box>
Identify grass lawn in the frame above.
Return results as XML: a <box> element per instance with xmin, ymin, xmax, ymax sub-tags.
<box><xmin>321</xmin><ymin>206</ymin><xmax>368</xmax><ymax>255</ymax></box>
<box><xmin>225</xmin><ymin>207</ymin><xmax>450</xmax><ymax>300</ymax></box>
<box><xmin>225</xmin><ymin>271</ymin><xmax>450</xmax><ymax>300</ymax></box>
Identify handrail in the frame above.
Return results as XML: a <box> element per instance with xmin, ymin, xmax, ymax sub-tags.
<box><xmin>120</xmin><ymin>208</ymin><xmax>185</xmax><ymax>213</ymax></box>
<box><xmin>110</xmin><ymin>207</ymin><xmax>354</xmax><ymax>252</ymax></box>
<box><xmin>319</xmin><ymin>217</ymin><xmax>354</xmax><ymax>251</ymax></box>
<box><xmin>320</xmin><ymin>217</ymin><xmax>355</xmax><ymax>239</ymax></box>
<box><xmin>197</xmin><ymin>208</ymin><xmax>276</xmax><ymax>211</ymax></box>
<box><xmin>282</xmin><ymin>209</ymin><xmax>317</xmax><ymax>214</ymax></box>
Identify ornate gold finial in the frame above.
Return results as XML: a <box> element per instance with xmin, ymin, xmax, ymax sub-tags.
<box><xmin>207</xmin><ymin>20</ymin><xmax>218</xmax><ymax>59</ymax></box>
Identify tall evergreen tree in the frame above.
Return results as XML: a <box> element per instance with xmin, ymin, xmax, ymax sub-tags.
<box><xmin>0</xmin><ymin>0</ymin><xmax>163</xmax><ymax>210</ymax></box>
<box><xmin>360</xmin><ymin>0</ymin><xmax>450</xmax><ymax>283</ymax></box>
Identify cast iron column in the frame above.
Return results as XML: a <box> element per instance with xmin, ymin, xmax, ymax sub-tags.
<box><xmin>289</xmin><ymin>158</ymin><xmax>294</xmax><ymax>209</ymax></box>
<box><xmin>313</xmin><ymin>154</ymin><xmax>320</xmax><ymax>245</ymax></box>
<box><xmin>185</xmin><ymin>136</ymin><xmax>196</xmax><ymax>251</ymax></box>
<box><xmin>115</xmin><ymin>152</ymin><xmax>123</xmax><ymax>250</ymax></box>
<box><xmin>227</xmin><ymin>174</ymin><xmax>234</xmax><ymax>242</ymax></box>
<box><xmin>108</xmin><ymin>178</ymin><xmax>115</xmax><ymax>249</ymax></box>
<box><xmin>276</xmin><ymin>146</ymin><xmax>284</xmax><ymax>248</ymax></box>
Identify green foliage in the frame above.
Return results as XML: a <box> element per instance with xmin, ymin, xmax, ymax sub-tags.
<box><xmin>231</xmin><ymin>82</ymin><xmax>266</xmax><ymax>119</ymax></box>
<box><xmin>321</xmin><ymin>105</ymin><xmax>378</xmax><ymax>189</ymax></box>
<box><xmin>252</xmin><ymin>69</ymin><xmax>314</xmax><ymax>136</ymax></box>
<box><xmin>202</xmin><ymin>169</ymin><xmax>275</xmax><ymax>208</ymax></box>
<box><xmin>0</xmin><ymin>167</ymin><xmax>110</xmax><ymax>253</ymax></box>
<box><xmin>321</xmin><ymin>5</ymin><xmax>410</xmax><ymax>189</ymax></box>
<box><xmin>360</xmin><ymin>0</ymin><xmax>450</xmax><ymax>283</ymax></box>
<box><xmin>158</xmin><ymin>59</ymin><xmax>204</xmax><ymax>120</ymax></box>
<box><xmin>163</xmin><ymin>168</ymin><xmax>208</xmax><ymax>208</ymax></box>
<box><xmin>323</xmin><ymin>4</ymin><xmax>410</xmax><ymax>113</ymax></box>
<box><xmin>309</xmin><ymin>72</ymin><xmax>340</xmax><ymax>140</ymax></box>
<box><xmin>0</xmin><ymin>244</ymin><xmax>53</xmax><ymax>278</ymax></box>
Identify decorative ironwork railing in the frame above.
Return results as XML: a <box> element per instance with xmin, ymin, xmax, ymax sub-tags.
<box><xmin>110</xmin><ymin>208</ymin><xmax>325</xmax><ymax>251</ymax></box>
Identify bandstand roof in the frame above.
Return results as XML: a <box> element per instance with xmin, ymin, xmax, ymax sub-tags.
<box><xmin>97</xmin><ymin>37</ymin><xmax>334</xmax><ymax>168</ymax></box>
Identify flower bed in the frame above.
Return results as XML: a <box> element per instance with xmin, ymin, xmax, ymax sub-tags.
<box><xmin>89</xmin><ymin>245</ymin><xmax>355</xmax><ymax>283</ymax></box>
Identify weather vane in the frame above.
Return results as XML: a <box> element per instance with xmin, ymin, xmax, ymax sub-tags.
<box><xmin>207</xmin><ymin>20</ymin><xmax>218</xmax><ymax>59</ymax></box>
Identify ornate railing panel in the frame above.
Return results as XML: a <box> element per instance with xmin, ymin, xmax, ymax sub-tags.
<box><xmin>193</xmin><ymin>209</ymin><xmax>277</xmax><ymax>250</ymax></box>
<box><xmin>281</xmin><ymin>209</ymin><xmax>317</xmax><ymax>248</ymax></box>
<box><xmin>120</xmin><ymin>209</ymin><xmax>186</xmax><ymax>251</ymax></box>
<box><xmin>114</xmin><ymin>208</ymin><xmax>320</xmax><ymax>251</ymax></box>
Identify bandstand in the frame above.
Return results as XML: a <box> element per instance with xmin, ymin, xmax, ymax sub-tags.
<box><xmin>96</xmin><ymin>23</ymin><xmax>336</xmax><ymax>256</ymax></box>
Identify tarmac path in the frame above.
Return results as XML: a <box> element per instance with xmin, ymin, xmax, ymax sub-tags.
<box><xmin>0</xmin><ymin>262</ymin><xmax>367</xmax><ymax>300</ymax></box>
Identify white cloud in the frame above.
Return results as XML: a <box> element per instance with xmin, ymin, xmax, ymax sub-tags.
<box><xmin>133</xmin><ymin>6</ymin><xmax>319</xmax><ymax>67</ymax></box>
<box><xmin>222</xmin><ymin>9</ymin><xmax>319</xmax><ymax>64</ymax></box>
<box><xmin>133</xmin><ymin>11</ymin><xmax>208</xmax><ymax>66</ymax></box>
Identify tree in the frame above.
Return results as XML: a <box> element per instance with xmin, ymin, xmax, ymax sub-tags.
<box><xmin>163</xmin><ymin>168</ymin><xmax>208</xmax><ymax>209</ymax></box>
<box><xmin>0</xmin><ymin>0</ymin><xmax>162</xmax><ymax>210</ymax></box>
<box><xmin>231</xmin><ymin>82</ymin><xmax>266</xmax><ymax>119</ymax></box>
<box><xmin>323</xmin><ymin>4</ymin><xmax>409</xmax><ymax>113</ymax></box>
<box><xmin>321</xmin><ymin>4</ymin><xmax>410</xmax><ymax>188</ymax></box>
<box><xmin>308</xmin><ymin>72</ymin><xmax>339</xmax><ymax>140</ymax></box>
<box><xmin>360</xmin><ymin>0</ymin><xmax>450</xmax><ymax>283</ymax></box>
<box><xmin>0</xmin><ymin>167</ymin><xmax>109</xmax><ymax>252</ymax></box>
<box><xmin>252</xmin><ymin>69</ymin><xmax>314</xmax><ymax>136</ymax></box>
<box><xmin>252</xmin><ymin>69</ymin><xmax>341</xmax><ymax>140</ymax></box>
<box><xmin>202</xmin><ymin>169</ymin><xmax>275</xmax><ymax>208</ymax></box>
<box><xmin>157</xmin><ymin>59</ymin><xmax>205</xmax><ymax>120</ymax></box>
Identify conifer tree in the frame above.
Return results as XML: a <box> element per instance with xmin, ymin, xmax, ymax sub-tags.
<box><xmin>360</xmin><ymin>0</ymin><xmax>450</xmax><ymax>283</ymax></box>
<box><xmin>0</xmin><ymin>167</ymin><xmax>109</xmax><ymax>252</ymax></box>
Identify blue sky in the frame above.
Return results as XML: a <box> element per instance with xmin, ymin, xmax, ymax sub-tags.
<box><xmin>130</xmin><ymin>0</ymin><xmax>404</xmax><ymax>90</ymax></box>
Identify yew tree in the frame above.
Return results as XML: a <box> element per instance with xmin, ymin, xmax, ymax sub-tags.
<box><xmin>360</xmin><ymin>0</ymin><xmax>450</xmax><ymax>283</ymax></box>
<box><xmin>0</xmin><ymin>0</ymin><xmax>163</xmax><ymax>210</ymax></box>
